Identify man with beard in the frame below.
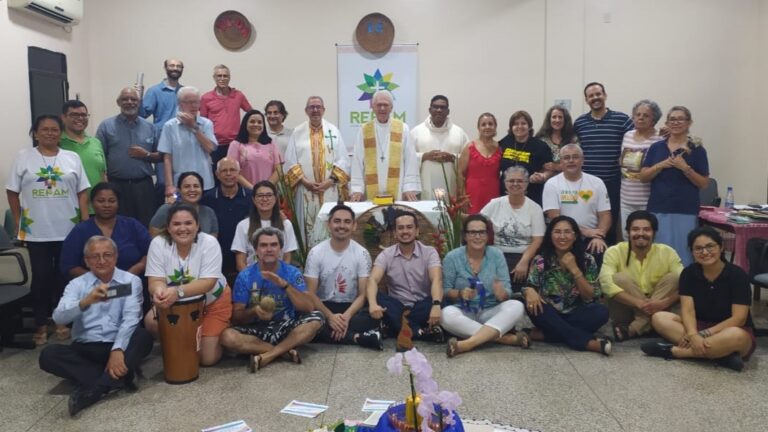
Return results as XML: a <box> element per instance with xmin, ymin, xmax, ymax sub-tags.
<box><xmin>140</xmin><ymin>58</ymin><xmax>185</xmax><ymax>202</ymax></box>
<box><xmin>409</xmin><ymin>95</ymin><xmax>469</xmax><ymax>198</ymax></box>
<box><xmin>366</xmin><ymin>211</ymin><xmax>444</xmax><ymax>348</ymax></box>
<box><xmin>265</xmin><ymin>100</ymin><xmax>293</xmax><ymax>156</ymax></box>
<box><xmin>304</xmin><ymin>204</ymin><xmax>382</xmax><ymax>350</ymax></box>
<box><xmin>350</xmin><ymin>90</ymin><xmax>420</xmax><ymax>201</ymax></box>
<box><xmin>220</xmin><ymin>227</ymin><xmax>324</xmax><ymax>372</ymax></box>
<box><xmin>284</xmin><ymin>96</ymin><xmax>350</xmax><ymax>245</ymax></box>
<box><xmin>158</xmin><ymin>87</ymin><xmax>217</xmax><ymax>198</ymax></box>
<box><xmin>60</xmin><ymin>100</ymin><xmax>106</xmax><ymax>204</ymax></box>
<box><xmin>573</xmin><ymin>82</ymin><xmax>633</xmax><ymax>244</ymax></box>
<box><xmin>96</xmin><ymin>88</ymin><xmax>158</xmax><ymax>226</ymax></box>
<box><xmin>599</xmin><ymin>210</ymin><xmax>683</xmax><ymax>341</ymax></box>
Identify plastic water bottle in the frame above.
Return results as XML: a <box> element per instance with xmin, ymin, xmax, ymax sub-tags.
<box><xmin>724</xmin><ymin>186</ymin><xmax>735</xmax><ymax>209</ymax></box>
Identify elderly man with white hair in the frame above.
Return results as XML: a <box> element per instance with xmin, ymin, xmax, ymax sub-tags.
<box><xmin>158</xmin><ymin>86</ymin><xmax>218</xmax><ymax>200</ymax></box>
<box><xmin>350</xmin><ymin>90</ymin><xmax>421</xmax><ymax>201</ymax></box>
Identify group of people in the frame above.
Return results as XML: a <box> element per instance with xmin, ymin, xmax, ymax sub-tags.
<box><xmin>4</xmin><ymin>58</ymin><xmax>757</xmax><ymax>416</ymax></box>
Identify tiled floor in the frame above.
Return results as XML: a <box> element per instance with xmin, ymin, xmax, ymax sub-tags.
<box><xmin>2</xmin><ymin>304</ymin><xmax>766</xmax><ymax>432</ymax></box>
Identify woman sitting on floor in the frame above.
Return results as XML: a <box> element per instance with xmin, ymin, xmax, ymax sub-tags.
<box><xmin>641</xmin><ymin>226</ymin><xmax>756</xmax><ymax>371</ymax></box>
<box><xmin>442</xmin><ymin>214</ymin><xmax>528</xmax><ymax>357</ymax></box>
<box><xmin>522</xmin><ymin>215</ymin><xmax>611</xmax><ymax>355</ymax></box>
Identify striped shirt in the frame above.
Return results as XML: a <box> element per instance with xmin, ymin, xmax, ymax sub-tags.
<box><xmin>574</xmin><ymin>109</ymin><xmax>633</xmax><ymax>181</ymax></box>
<box><xmin>619</xmin><ymin>130</ymin><xmax>661</xmax><ymax>206</ymax></box>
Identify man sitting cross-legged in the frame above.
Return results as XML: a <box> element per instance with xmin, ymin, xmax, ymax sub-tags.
<box><xmin>39</xmin><ymin>236</ymin><xmax>152</xmax><ymax>416</ymax></box>
<box><xmin>305</xmin><ymin>204</ymin><xmax>383</xmax><ymax>350</ymax></box>
<box><xmin>599</xmin><ymin>210</ymin><xmax>683</xmax><ymax>341</ymax></box>
<box><xmin>219</xmin><ymin>226</ymin><xmax>324</xmax><ymax>372</ymax></box>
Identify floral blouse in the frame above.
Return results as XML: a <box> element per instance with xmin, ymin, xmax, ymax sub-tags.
<box><xmin>526</xmin><ymin>253</ymin><xmax>600</xmax><ymax>313</ymax></box>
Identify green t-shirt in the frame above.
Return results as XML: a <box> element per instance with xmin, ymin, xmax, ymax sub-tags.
<box><xmin>60</xmin><ymin>133</ymin><xmax>106</xmax><ymax>213</ymax></box>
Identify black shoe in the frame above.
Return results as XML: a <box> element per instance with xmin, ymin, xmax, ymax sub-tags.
<box><xmin>357</xmin><ymin>329</ymin><xmax>383</xmax><ymax>351</ymax></box>
<box><xmin>123</xmin><ymin>371</ymin><xmax>138</xmax><ymax>393</ymax></box>
<box><xmin>418</xmin><ymin>326</ymin><xmax>445</xmax><ymax>343</ymax></box>
<box><xmin>715</xmin><ymin>352</ymin><xmax>744</xmax><ymax>372</ymax></box>
<box><xmin>640</xmin><ymin>341</ymin><xmax>674</xmax><ymax>359</ymax></box>
<box><xmin>68</xmin><ymin>386</ymin><xmax>104</xmax><ymax>416</ymax></box>
<box><xmin>599</xmin><ymin>338</ymin><xmax>612</xmax><ymax>357</ymax></box>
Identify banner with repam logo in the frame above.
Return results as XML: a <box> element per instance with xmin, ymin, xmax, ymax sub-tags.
<box><xmin>336</xmin><ymin>44</ymin><xmax>419</xmax><ymax>156</ymax></box>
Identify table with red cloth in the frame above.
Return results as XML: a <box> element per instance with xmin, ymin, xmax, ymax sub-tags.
<box><xmin>698</xmin><ymin>207</ymin><xmax>768</xmax><ymax>271</ymax></box>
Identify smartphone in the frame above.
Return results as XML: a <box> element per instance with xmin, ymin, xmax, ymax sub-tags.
<box><xmin>106</xmin><ymin>283</ymin><xmax>132</xmax><ymax>300</ymax></box>
<box><xmin>672</xmin><ymin>148</ymin><xmax>686</xmax><ymax>157</ymax></box>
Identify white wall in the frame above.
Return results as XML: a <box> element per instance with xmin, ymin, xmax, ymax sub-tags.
<box><xmin>1</xmin><ymin>0</ymin><xmax>766</xmax><ymax>213</ymax></box>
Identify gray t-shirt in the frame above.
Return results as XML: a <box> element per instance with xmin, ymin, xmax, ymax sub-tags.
<box><xmin>304</xmin><ymin>239</ymin><xmax>371</xmax><ymax>303</ymax></box>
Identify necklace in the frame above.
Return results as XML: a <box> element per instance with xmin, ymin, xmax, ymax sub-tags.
<box><xmin>37</xmin><ymin>148</ymin><xmax>60</xmax><ymax>189</ymax></box>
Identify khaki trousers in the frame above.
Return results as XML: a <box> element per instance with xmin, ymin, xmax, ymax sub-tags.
<box><xmin>607</xmin><ymin>272</ymin><xmax>679</xmax><ymax>336</ymax></box>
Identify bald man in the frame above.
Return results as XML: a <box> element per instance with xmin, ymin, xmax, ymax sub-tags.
<box><xmin>96</xmin><ymin>88</ymin><xmax>158</xmax><ymax>226</ymax></box>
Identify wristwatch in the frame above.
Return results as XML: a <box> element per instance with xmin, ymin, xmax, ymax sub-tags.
<box><xmin>176</xmin><ymin>286</ymin><xmax>185</xmax><ymax>298</ymax></box>
<box><xmin>432</xmin><ymin>299</ymin><xmax>442</xmax><ymax>306</ymax></box>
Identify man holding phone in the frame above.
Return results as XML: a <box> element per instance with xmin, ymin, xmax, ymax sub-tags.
<box><xmin>39</xmin><ymin>236</ymin><xmax>153</xmax><ymax>416</ymax></box>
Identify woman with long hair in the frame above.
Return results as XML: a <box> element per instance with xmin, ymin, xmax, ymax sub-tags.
<box><xmin>536</xmin><ymin>105</ymin><xmax>577</xmax><ymax>173</ymax></box>
<box><xmin>231</xmin><ymin>180</ymin><xmax>298</xmax><ymax>270</ymax></box>
<box><xmin>227</xmin><ymin>109</ymin><xmax>282</xmax><ymax>190</ymax></box>
<box><xmin>642</xmin><ymin>227</ymin><xmax>756</xmax><ymax>371</ymax></box>
<box><xmin>523</xmin><ymin>215</ymin><xmax>611</xmax><ymax>355</ymax></box>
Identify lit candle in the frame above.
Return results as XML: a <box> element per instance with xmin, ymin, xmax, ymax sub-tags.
<box><xmin>433</xmin><ymin>188</ymin><xmax>446</xmax><ymax>200</ymax></box>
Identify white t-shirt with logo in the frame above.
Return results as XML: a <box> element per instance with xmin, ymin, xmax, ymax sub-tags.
<box><xmin>5</xmin><ymin>148</ymin><xmax>89</xmax><ymax>241</ymax></box>
<box><xmin>145</xmin><ymin>233</ymin><xmax>227</xmax><ymax>304</ymax></box>
<box><xmin>230</xmin><ymin>218</ymin><xmax>299</xmax><ymax>266</ymax></box>
<box><xmin>480</xmin><ymin>196</ymin><xmax>546</xmax><ymax>254</ymax></box>
<box><xmin>303</xmin><ymin>239</ymin><xmax>372</xmax><ymax>303</ymax></box>
<box><xmin>542</xmin><ymin>172</ymin><xmax>610</xmax><ymax>229</ymax></box>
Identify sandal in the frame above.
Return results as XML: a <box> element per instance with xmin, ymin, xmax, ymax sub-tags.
<box><xmin>287</xmin><ymin>349</ymin><xmax>302</xmax><ymax>365</ymax></box>
<box><xmin>517</xmin><ymin>332</ymin><xmax>531</xmax><ymax>349</ymax></box>
<box><xmin>33</xmin><ymin>328</ymin><xmax>48</xmax><ymax>346</ymax></box>
<box><xmin>612</xmin><ymin>324</ymin><xmax>630</xmax><ymax>343</ymax></box>
<box><xmin>248</xmin><ymin>355</ymin><xmax>262</xmax><ymax>373</ymax></box>
<box><xmin>446</xmin><ymin>337</ymin><xmax>459</xmax><ymax>358</ymax></box>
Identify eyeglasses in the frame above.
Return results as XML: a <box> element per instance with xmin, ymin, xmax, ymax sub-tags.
<box><xmin>306</xmin><ymin>105</ymin><xmax>324</xmax><ymax>111</ymax></box>
<box><xmin>430</xmin><ymin>105</ymin><xmax>448</xmax><ymax>111</ymax></box>
<box><xmin>560</xmin><ymin>154</ymin><xmax>581</xmax><ymax>161</ymax></box>
<box><xmin>667</xmin><ymin>117</ymin><xmax>689</xmax><ymax>124</ymax></box>
<box><xmin>85</xmin><ymin>252</ymin><xmax>115</xmax><ymax>261</ymax></box>
<box><xmin>504</xmin><ymin>179</ymin><xmax>528</xmax><ymax>185</ymax></box>
<box><xmin>255</xmin><ymin>193</ymin><xmax>275</xmax><ymax>199</ymax></box>
<box><xmin>552</xmin><ymin>230</ymin><xmax>575</xmax><ymax>237</ymax></box>
<box><xmin>692</xmin><ymin>243</ymin><xmax>718</xmax><ymax>255</ymax></box>
<box><xmin>464</xmin><ymin>230</ymin><xmax>487</xmax><ymax>237</ymax></box>
<box><xmin>67</xmin><ymin>113</ymin><xmax>90</xmax><ymax>119</ymax></box>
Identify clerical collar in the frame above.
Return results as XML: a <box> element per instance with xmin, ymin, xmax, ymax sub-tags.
<box><xmin>375</xmin><ymin>118</ymin><xmax>391</xmax><ymax>126</ymax></box>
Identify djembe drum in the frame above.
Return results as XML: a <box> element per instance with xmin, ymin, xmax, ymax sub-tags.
<box><xmin>157</xmin><ymin>296</ymin><xmax>204</xmax><ymax>384</ymax></box>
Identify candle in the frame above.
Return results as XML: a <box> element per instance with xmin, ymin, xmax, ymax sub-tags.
<box><xmin>405</xmin><ymin>394</ymin><xmax>422</xmax><ymax>427</ymax></box>
<box><xmin>433</xmin><ymin>188</ymin><xmax>446</xmax><ymax>200</ymax></box>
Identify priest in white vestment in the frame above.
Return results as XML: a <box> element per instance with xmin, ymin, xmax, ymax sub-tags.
<box><xmin>285</xmin><ymin>96</ymin><xmax>350</xmax><ymax>245</ymax></box>
<box><xmin>410</xmin><ymin>95</ymin><xmax>469</xmax><ymax>199</ymax></box>
<box><xmin>350</xmin><ymin>90</ymin><xmax>420</xmax><ymax>202</ymax></box>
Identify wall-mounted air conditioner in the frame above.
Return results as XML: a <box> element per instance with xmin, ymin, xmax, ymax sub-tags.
<box><xmin>8</xmin><ymin>0</ymin><xmax>83</xmax><ymax>26</ymax></box>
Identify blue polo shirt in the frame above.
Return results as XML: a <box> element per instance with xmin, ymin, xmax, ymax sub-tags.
<box><xmin>201</xmin><ymin>185</ymin><xmax>252</xmax><ymax>273</ymax></box>
<box><xmin>574</xmin><ymin>109</ymin><xmax>633</xmax><ymax>181</ymax></box>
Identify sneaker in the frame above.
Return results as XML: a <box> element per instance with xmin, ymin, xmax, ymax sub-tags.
<box><xmin>599</xmin><ymin>338</ymin><xmax>612</xmax><ymax>357</ymax></box>
<box><xmin>68</xmin><ymin>386</ymin><xmax>104</xmax><ymax>416</ymax></box>
<box><xmin>429</xmin><ymin>326</ymin><xmax>445</xmax><ymax>343</ymax></box>
<box><xmin>640</xmin><ymin>341</ymin><xmax>674</xmax><ymax>359</ymax></box>
<box><xmin>357</xmin><ymin>329</ymin><xmax>384</xmax><ymax>351</ymax></box>
<box><xmin>715</xmin><ymin>352</ymin><xmax>744</xmax><ymax>372</ymax></box>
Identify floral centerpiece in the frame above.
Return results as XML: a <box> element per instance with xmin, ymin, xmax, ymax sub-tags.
<box><xmin>385</xmin><ymin>348</ymin><xmax>463</xmax><ymax>432</ymax></box>
<box><xmin>432</xmin><ymin>165</ymin><xmax>470</xmax><ymax>258</ymax></box>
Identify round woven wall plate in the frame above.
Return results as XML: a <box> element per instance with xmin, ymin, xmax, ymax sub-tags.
<box><xmin>355</xmin><ymin>12</ymin><xmax>394</xmax><ymax>53</ymax></box>
<box><xmin>214</xmin><ymin>10</ymin><xmax>253</xmax><ymax>50</ymax></box>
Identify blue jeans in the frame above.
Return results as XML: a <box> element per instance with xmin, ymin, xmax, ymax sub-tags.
<box><xmin>376</xmin><ymin>293</ymin><xmax>435</xmax><ymax>337</ymax></box>
<box><xmin>527</xmin><ymin>302</ymin><xmax>608</xmax><ymax>350</ymax></box>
